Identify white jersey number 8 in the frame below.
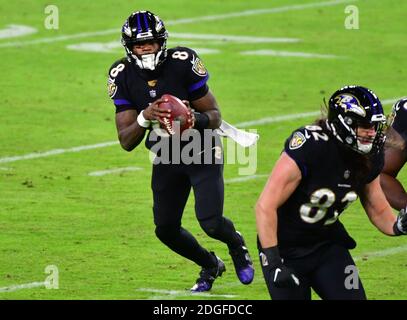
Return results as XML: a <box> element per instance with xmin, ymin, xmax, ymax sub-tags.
<box><xmin>172</xmin><ymin>51</ymin><xmax>189</xmax><ymax>60</ymax></box>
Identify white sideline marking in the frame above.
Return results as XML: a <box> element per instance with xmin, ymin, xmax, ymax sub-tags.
<box><xmin>225</xmin><ymin>174</ymin><xmax>268</xmax><ymax>184</ymax></box>
<box><xmin>0</xmin><ymin>97</ymin><xmax>400</xmax><ymax>164</ymax></box>
<box><xmin>0</xmin><ymin>0</ymin><xmax>356</xmax><ymax>48</ymax></box>
<box><xmin>0</xmin><ymin>24</ymin><xmax>37</xmax><ymax>39</ymax></box>
<box><xmin>241</xmin><ymin>49</ymin><xmax>342</xmax><ymax>59</ymax></box>
<box><xmin>88</xmin><ymin>166</ymin><xmax>142</xmax><ymax>176</ymax></box>
<box><xmin>0</xmin><ymin>167</ymin><xmax>12</xmax><ymax>171</ymax></box>
<box><xmin>0</xmin><ymin>281</ymin><xmax>45</xmax><ymax>293</ymax></box>
<box><xmin>137</xmin><ymin>288</ymin><xmax>237</xmax><ymax>299</ymax></box>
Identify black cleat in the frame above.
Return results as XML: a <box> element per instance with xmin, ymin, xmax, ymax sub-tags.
<box><xmin>190</xmin><ymin>252</ymin><xmax>226</xmax><ymax>292</ymax></box>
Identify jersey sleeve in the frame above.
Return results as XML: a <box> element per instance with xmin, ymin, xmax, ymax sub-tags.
<box><xmin>175</xmin><ymin>47</ymin><xmax>210</xmax><ymax>101</ymax></box>
<box><xmin>283</xmin><ymin>127</ymin><xmax>328</xmax><ymax>178</ymax></box>
<box><xmin>107</xmin><ymin>60</ymin><xmax>135</xmax><ymax>113</ymax></box>
<box><xmin>391</xmin><ymin>98</ymin><xmax>407</xmax><ymax>143</ymax></box>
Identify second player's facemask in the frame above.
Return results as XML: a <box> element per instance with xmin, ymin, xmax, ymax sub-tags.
<box><xmin>121</xmin><ymin>10</ymin><xmax>168</xmax><ymax>70</ymax></box>
<box><xmin>327</xmin><ymin>85</ymin><xmax>387</xmax><ymax>155</ymax></box>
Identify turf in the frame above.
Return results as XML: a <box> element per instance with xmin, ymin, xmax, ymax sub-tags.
<box><xmin>0</xmin><ymin>0</ymin><xmax>406</xmax><ymax>300</ymax></box>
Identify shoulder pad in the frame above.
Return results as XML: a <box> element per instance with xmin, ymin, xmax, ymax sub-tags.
<box><xmin>108</xmin><ymin>58</ymin><xmax>128</xmax><ymax>82</ymax></box>
<box><xmin>287</xmin><ymin>125</ymin><xmax>330</xmax><ymax>151</ymax></box>
<box><xmin>109</xmin><ymin>57</ymin><xmax>128</xmax><ymax>71</ymax></box>
<box><xmin>167</xmin><ymin>47</ymin><xmax>208</xmax><ymax>77</ymax></box>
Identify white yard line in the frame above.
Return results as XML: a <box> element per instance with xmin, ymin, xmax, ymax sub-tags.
<box><xmin>88</xmin><ymin>166</ymin><xmax>142</xmax><ymax>176</ymax></box>
<box><xmin>354</xmin><ymin>244</ymin><xmax>407</xmax><ymax>262</ymax></box>
<box><xmin>236</xmin><ymin>111</ymin><xmax>321</xmax><ymax>128</ymax></box>
<box><xmin>1</xmin><ymin>244</ymin><xmax>405</xmax><ymax>294</ymax></box>
<box><xmin>170</xmin><ymin>33</ymin><xmax>300</xmax><ymax>43</ymax></box>
<box><xmin>0</xmin><ymin>25</ymin><xmax>37</xmax><ymax>39</ymax></box>
<box><xmin>236</xmin><ymin>97</ymin><xmax>400</xmax><ymax>128</ymax></box>
<box><xmin>381</xmin><ymin>97</ymin><xmax>401</xmax><ymax>106</ymax></box>
<box><xmin>137</xmin><ymin>288</ymin><xmax>237</xmax><ymax>299</ymax></box>
<box><xmin>0</xmin><ymin>141</ymin><xmax>119</xmax><ymax>164</ymax></box>
<box><xmin>225</xmin><ymin>174</ymin><xmax>269</xmax><ymax>184</ymax></box>
<box><xmin>0</xmin><ymin>97</ymin><xmax>400</xmax><ymax>164</ymax></box>
<box><xmin>164</xmin><ymin>0</ymin><xmax>357</xmax><ymax>25</ymax></box>
<box><xmin>0</xmin><ymin>0</ymin><xmax>356</xmax><ymax>48</ymax></box>
<box><xmin>66</xmin><ymin>32</ymin><xmax>300</xmax><ymax>53</ymax></box>
<box><xmin>0</xmin><ymin>281</ymin><xmax>45</xmax><ymax>293</ymax></box>
<box><xmin>140</xmin><ymin>243</ymin><xmax>407</xmax><ymax>297</ymax></box>
<box><xmin>241</xmin><ymin>49</ymin><xmax>342</xmax><ymax>59</ymax></box>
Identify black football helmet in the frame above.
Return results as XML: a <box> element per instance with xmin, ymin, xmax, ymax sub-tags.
<box><xmin>327</xmin><ymin>85</ymin><xmax>386</xmax><ymax>154</ymax></box>
<box><xmin>121</xmin><ymin>10</ymin><xmax>168</xmax><ymax>70</ymax></box>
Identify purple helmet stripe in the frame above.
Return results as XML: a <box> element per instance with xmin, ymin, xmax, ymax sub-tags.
<box><xmin>143</xmin><ymin>12</ymin><xmax>149</xmax><ymax>30</ymax></box>
<box><xmin>136</xmin><ymin>13</ymin><xmax>142</xmax><ymax>33</ymax></box>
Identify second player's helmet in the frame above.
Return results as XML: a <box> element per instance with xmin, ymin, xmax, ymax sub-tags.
<box><xmin>121</xmin><ymin>10</ymin><xmax>168</xmax><ymax>70</ymax></box>
<box><xmin>327</xmin><ymin>85</ymin><xmax>386</xmax><ymax>154</ymax></box>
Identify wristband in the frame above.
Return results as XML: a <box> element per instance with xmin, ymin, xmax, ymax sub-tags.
<box><xmin>257</xmin><ymin>236</ymin><xmax>282</xmax><ymax>266</ymax></box>
<box><xmin>194</xmin><ymin>112</ymin><xmax>210</xmax><ymax>129</ymax></box>
<box><xmin>137</xmin><ymin>110</ymin><xmax>151</xmax><ymax>128</ymax></box>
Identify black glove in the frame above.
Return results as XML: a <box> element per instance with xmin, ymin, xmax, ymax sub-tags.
<box><xmin>393</xmin><ymin>207</ymin><xmax>407</xmax><ymax>235</ymax></box>
<box><xmin>260</xmin><ymin>246</ymin><xmax>300</xmax><ymax>288</ymax></box>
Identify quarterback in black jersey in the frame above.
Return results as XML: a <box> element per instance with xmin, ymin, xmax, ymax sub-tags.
<box><xmin>256</xmin><ymin>86</ymin><xmax>407</xmax><ymax>300</ymax></box>
<box><xmin>380</xmin><ymin>98</ymin><xmax>407</xmax><ymax>210</ymax></box>
<box><xmin>107</xmin><ymin>10</ymin><xmax>254</xmax><ymax>292</ymax></box>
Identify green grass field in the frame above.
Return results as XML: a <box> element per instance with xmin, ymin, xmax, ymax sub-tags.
<box><xmin>0</xmin><ymin>0</ymin><xmax>406</xmax><ymax>300</ymax></box>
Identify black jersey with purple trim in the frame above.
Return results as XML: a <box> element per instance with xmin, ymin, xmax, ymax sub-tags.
<box><xmin>391</xmin><ymin>98</ymin><xmax>407</xmax><ymax>143</ymax></box>
<box><xmin>107</xmin><ymin>47</ymin><xmax>209</xmax><ymax>113</ymax></box>
<box><xmin>277</xmin><ymin>124</ymin><xmax>384</xmax><ymax>258</ymax></box>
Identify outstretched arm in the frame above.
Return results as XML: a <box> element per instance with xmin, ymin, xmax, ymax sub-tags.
<box><xmin>256</xmin><ymin>152</ymin><xmax>302</xmax><ymax>248</ymax></box>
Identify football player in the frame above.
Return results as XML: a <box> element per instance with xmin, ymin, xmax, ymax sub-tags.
<box><xmin>107</xmin><ymin>10</ymin><xmax>254</xmax><ymax>292</ymax></box>
<box><xmin>380</xmin><ymin>98</ymin><xmax>407</xmax><ymax>210</ymax></box>
<box><xmin>255</xmin><ymin>86</ymin><xmax>407</xmax><ymax>300</ymax></box>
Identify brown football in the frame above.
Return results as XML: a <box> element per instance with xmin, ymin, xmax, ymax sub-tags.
<box><xmin>158</xmin><ymin>94</ymin><xmax>191</xmax><ymax>135</ymax></box>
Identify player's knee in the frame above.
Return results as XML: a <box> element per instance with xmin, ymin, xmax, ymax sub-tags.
<box><xmin>155</xmin><ymin>225</ymin><xmax>180</xmax><ymax>242</ymax></box>
<box><xmin>199</xmin><ymin>216</ymin><xmax>223</xmax><ymax>238</ymax></box>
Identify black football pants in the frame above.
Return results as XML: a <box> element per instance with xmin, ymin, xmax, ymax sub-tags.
<box><xmin>152</xmin><ymin>162</ymin><xmax>241</xmax><ymax>268</ymax></box>
<box><xmin>260</xmin><ymin>243</ymin><xmax>367</xmax><ymax>300</ymax></box>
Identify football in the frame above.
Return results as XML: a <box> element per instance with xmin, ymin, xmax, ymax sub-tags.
<box><xmin>158</xmin><ymin>94</ymin><xmax>191</xmax><ymax>135</ymax></box>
